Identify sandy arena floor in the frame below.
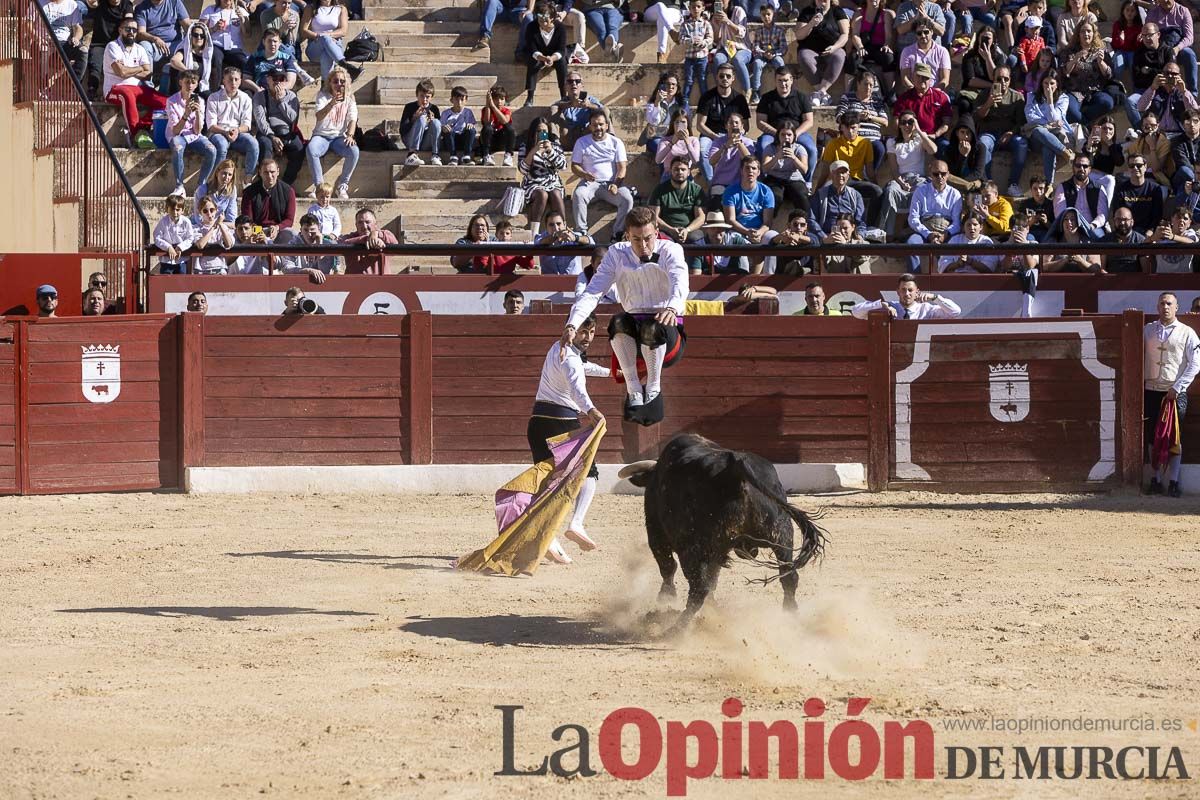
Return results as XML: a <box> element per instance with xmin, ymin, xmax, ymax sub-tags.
<box><xmin>1</xmin><ymin>490</ymin><xmax>1198</xmax><ymax>799</ymax></box>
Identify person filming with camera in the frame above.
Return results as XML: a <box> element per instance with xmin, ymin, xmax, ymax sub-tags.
<box><xmin>282</xmin><ymin>286</ymin><xmax>326</xmax><ymax>315</ymax></box>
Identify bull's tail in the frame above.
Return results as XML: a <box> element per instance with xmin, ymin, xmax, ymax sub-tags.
<box><xmin>731</xmin><ymin>453</ymin><xmax>827</xmax><ymax>570</ymax></box>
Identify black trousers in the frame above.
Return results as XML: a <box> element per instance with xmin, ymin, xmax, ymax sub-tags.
<box><xmin>527</xmin><ymin>412</ymin><xmax>599</xmax><ymax>478</ymax></box>
<box><xmin>524</xmin><ymin>56</ymin><xmax>567</xmax><ymax>104</ymax></box>
<box><xmin>256</xmin><ymin>132</ymin><xmax>306</xmax><ymax>184</ymax></box>
<box><xmin>481</xmin><ymin>122</ymin><xmax>516</xmax><ymax>154</ymax></box>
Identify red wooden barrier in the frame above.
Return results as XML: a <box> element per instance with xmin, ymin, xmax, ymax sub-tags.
<box><xmin>0</xmin><ymin>322</ymin><xmax>17</xmax><ymax>493</ymax></box>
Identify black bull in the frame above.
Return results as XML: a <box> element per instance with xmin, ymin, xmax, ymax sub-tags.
<box><xmin>618</xmin><ymin>434</ymin><xmax>827</xmax><ymax>628</ymax></box>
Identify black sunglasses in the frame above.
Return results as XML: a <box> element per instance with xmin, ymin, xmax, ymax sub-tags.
<box><xmin>91</xmin><ymin>280</ymin><xmax>107</xmax><ymax>287</ymax></box>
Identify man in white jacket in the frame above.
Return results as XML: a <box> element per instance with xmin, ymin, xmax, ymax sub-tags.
<box><xmin>1144</xmin><ymin>291</ymin><xmax>1200</xmax><ymax>497</ymax></box>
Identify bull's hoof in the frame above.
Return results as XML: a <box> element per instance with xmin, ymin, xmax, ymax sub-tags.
<box><xmin>782</xmin><ymin>596</ymin><xmax>798</xmax><ymax>612</ymax></box>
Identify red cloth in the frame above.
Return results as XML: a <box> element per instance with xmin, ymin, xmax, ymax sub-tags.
<box><xmin>1151</xmin><ymin>394</ymin><xmax>1181</xmax><ymax>471</ymax></box>
<box><xmin>106</xmin><ymin>84</ymin><xmax>167</xmax><ymax>135</ymax></box>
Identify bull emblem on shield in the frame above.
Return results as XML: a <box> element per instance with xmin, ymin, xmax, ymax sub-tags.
<box><xmin>81</xmin><ymin>344</ymin><xmax>121</xmax><ymax>404</ymax></box>
<box><xmin>988</xmin><ymin>363</ymin><xmax>1029</xmax><ymax>423</ymax></box>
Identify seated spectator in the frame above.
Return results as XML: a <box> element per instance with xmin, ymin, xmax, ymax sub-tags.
<box><xmin>1056</xmin><ymin>0</ymin><xmax>1097</xmax><ymax>56</ymax></box>
<box><xmin>640</xmin><ymin>72</ymin><xmax>685</xmax><ymax>160</ymax></box>
<box><xmin>899</xmin><ymin>21</ymin><xmax>949</xmax><ymax>91</ymax></box>
<box><xmin>822</xmin><ymin>213</ymin><xmax>872</xmax><ymax>273</ymax></box>
<box><xmin>1000</xmin><ymin>212</ymin><xmax>1041</xmax><ymax>284</ymax></box>
<box><xmin>577</xmin><ymin>0</ymin><xmax>624</xmax><ymax>61</ymax></box>
<box><xmin>135</xmin><ymin>0</ymin><xmax>192</xmax><ymax>80</ymax></box>
<box><xmin>1017</xmin><ymin>175</ymin><xmax>1054</xmax><ymax>239</ymax></box>
<box><xmin>206</xmin><ymin>67</ymin><xmax>259</xmax><ymax>179</ymax></box>
<box><xmin>1131</xmin><ymin>60</ymin><xmax>1197</xmax><ymax>137</ymax></box>
<box><xmin>186</xmin><ymin>290</ymin><xmax>208</xmax><ymax>313</ymax></box>
<box><xmin>707</xmin><ymin>113</ymin><xmax>756</xmax><ymax>201</ymax></box>
<box><xmin>1060</xmin><ymin>20</ymin><xmax>1117</xmax><ymax>127</ymax></box>
<box><xmin>1042</xmin><ymin>208</ymin><xmax>1103</xmax><ymax>272</ymax></box>
<box><xmin>441</xmin><ymin>86</ymin><xmax>479</xmax><ymax>165</ymax></box>
<box><xmin>519</xmin><ymin>117</ymin><xmax>567</xmax><ymax>237</ymax></box>
<box><xmin>938</xmin><ymin>210</ymin><xmax>998</xmax><ymax>272</ymax></box>
<box><xmin>339</xmin><ymin>207</ymin><xmax>399</xmax><ymax>274</ymax></box>
<box><xmin>36</xmin><ymin>285</ymin><xmax>59</xmax><ymax>318</ymax></box>
<box><xmin>879</xmin><ymin>109</ymin><xmax>936</xmax><ymax>238</ymax></box>
<box><xmin>104</xmin><ymin>15</ymin><xmax>167</xmax><ymax>148</ymax></box>
<box><xmin>945</xmin><ymin>116</ymin><xmax>985</xmax><ymax>195</ymax></box>
<box><xmin>491</xmin><ymin>220</ymin><xmax>536</xmax><ymax>274</ymax></box>
<box><xmin>284</xmin><ymin>212</ymin><xmax>340</xmax><ymax>281</ymax></box>
<box><xmin>1171</xmin><ymin>109</ymin><xmax>1200</xmax><ymax>199</ymax></box>
<box><xmin>1112</xmin><ymin>154</ymin><xmax>1165</xmax><ymax>233</ymax></box>
<box><xmin>808</xmin><ymin>160</ymin><xmax>866</xmax><ymax>241</ymax></box>
<box><xmin>401</xmin><ymin>80</ymin><xmax>442</xmax><ymax>166</ymax></box>
<box><xmin>697</xmin><ymin>211</ymin><xmax>751</xmax><ymax>274</ymax></box>
<box><xmin>1081</xmin><ymin>115</ymin><xmax>1123</xmax><ymax>202</ymax></box>
<box><xmin>770</xmin><ymin>211</ymin><xmax>816</xmax><ymax>275</ymax></box>
<box><xmin>521</xmin><ymin>3</ymin><xmax>568</xmax><ymax>108</ymax></box>
<box><xmin>1145</xmin><ymin>0</ymin><xmax>1197</xmax><ymax>92</ymax></box>
<box><xmin>957</xmin><ymin>26</ymin><xmax>1003</xmax><ymax>109</ymax></box>
<box><xmin>241</xmin><ymin>159</ymin><xmax>296</xmax><ymax>243</ymax></box>
<box><xmin>191</xmin><ymin>195</ymin><xmax>236</xmax><ymax>274</ymax></box>
<box><xmin>696</xmin><ymin>63</ymin><xmax>751</xmax><ymax>185</ymax></box>
<box><xmin>571</xmin><ymin>112</ymin><xmax>634</xmax><ymax>242</ymax></box>
<box><xmin>848</xmin><ymin>0</ymin><xmax>898</xmax><ymax>96</ymax></box>
<box><xmin>1128</xmin><ymin>111</ymin><xmax>1175</xmax><ymax>190</ymax></box>
<box><xmin>82</xmin><ymin>288</ymin><xmax>112</xmax><ymax>316</ymax></box>
<box><xmin>229</xmin><ymin>214</ymin><xmax>270</xmax><ymax>273</ymax></box>
<box><xmin>261</xmin><ymin>0</ymin><xmax>302</xmax><ymax>49</ymax></box>
<box><xmin>44</xmin><ymin>0</ymin><xmax>87</xmax><ymax>84</ymax></box>
<box><xmin>549</xmin><ymin>71</ymin><xmax>605</xmax><ymax>150</ymax></box>
<box><xmin>654</xmin><ymin>110</ymin><xmax>700</xmax><ymax>180</ymax></box>
<box><xmin>795</xmin><ymin>0</ymin><xmax>849</xmax><ymax>106</ymax></box>
<box><xmin>1148</xmin><ymin>206</ymin><xmax>1198</xmax><ymax>272</ymax></box>
<box><xmin>761</xmin><ymin>120</ymin><xmax>810</xmax><ymax>215</ymax></box>
<box><xmin>675</xmin><ymin>0</ymin><xmax>712</xmax><ymax>105</ymax></box>
<box><xmin>301</xmin><ymin>0</ymin><xmax>357</xmax><ymax>80</ymax></box>
<box><xmin>87</xmin><ymin>0</ymin><xmax>134</xmax><ymax>100</ymax></box>
<box><xmin>906</xmin><ymin>159</ymin><xmax>962</xmax><ymax>271</ymax></box>
<box><xmin>1126</xmin><ymin>23</ymin><xmax>1173</xmax><ymax>128</ymax></box>
<box><xmin>1052</xmin><ymin>153</ymin><xmax>1108</xmax><ymax>241</ymax></box>
<box><xmin>849</xmin><ymin>273</ymin><xmax>962</xmax><ymax>319</ymax></box>
<box><xmin>748</xmin><ymin>4</ymin><xmax>788</xmax><ymax>105</ymax></box>
<box><xmin>535</xmin><ymin>210</ymin><xmax>594</xmax><ymax>274</ymax></box>
<box><xmin>649</xmin><ymin>156</ymin><xmax>707</xmax><ymax>265</ymax></box>
<box><xmin>1025</xmin><ymin>70</ymin><xmax>1076</xmax><ymax>184</ymax></box>
<box><xmin>306</xmin><ymin>182</ymin><xmax>341</xmax><ymax>238</ymax></box>
<box><xmin>723</xmin><ymin>155</ymin><xmax>778</xmax><ymax>255</ymax></box>
<box><xmin>892</xmin><ymin>63</ymin><xmax>951</xmax><ymax>152</ymax></box>
<box><xmin>1102</xmin><ymin>206</ymin><xmax>1152</xmax><ymax>272</ymax></box>
<box><xmin>895</xmin><ymin>0</ymin><xmax>947</xmax><ymax>54</ymax></box>
<box><xmin>201</xmin><ymin>0</ymin><xmax>251</xmax><ymax>82</ymax></box>
<box><xmin>246</xmin><ymin>28</ymin><xmax>308</xmax><ymax>94</ymax></box>
<box><xmin>195</xmin><ymin>159</ymin><xmax>240</xmax><ymax>224</ymax></box>
<box><xmin>974</xmin><ymin>66</ymin><xmax>1027</xmax><ymax>197</ymax></box>
<box><xmin>153</xmin><ymin>194</ymin><xmax>195</xmax><ymax>274</ymax></box>
<box><xmin>1022</xmin><ymin>42</ymin><xmax>1056</xmax><ymax>97</ymax></box>
<box><xmin>977</xmin><ymin>181</ymin><xmax>1014</xmax><ymax>238</ymax></box>
<box><xmin>306</xmin><ymin>65</ymin><xmax>359</xmax><ymax>199</ymax></box>
<box><xmin>452</xmin><ymin>214</ymin><xmax>495</xmax><ymax>273</ymax></box>
<box><xmin>475</xmin><ymin>0</ymin><xmax>531</xmax><ymax>52</ymax></box>
<box><xmin>481</xmin><ymin>84</ymin><xmax>517</xmax><ymax>167</ymax></box>
<box><xmin>835</xmin><ymin>71</ymin><xmax>890</xmax><ymax>171</ymax></box>
<box><xmin>166</xmin><ymin>70</ymin><xmax>215</xmax><ymax>199</ymax></box>
<box><xmin>252</xmin><ymin>68</ymin><xmax>304</xmax><ymax>185</ymax></box>
<box><xmin>818</xmin><ymin>111</ymin><xmax>883</xmax><ymax>223</ymax></box>
<box><xmin>710</xmin><ymin>1</ymin><xmax>750</xmax><ymax>93</ymax></box>
<box><xmin>755</xmin><ymin>66</ymin><xmax>817</xmax><ymax>183</ymax></box>
<box><xmin>503</xmin><ymin>289</ymin><xmax>524</xmax><ymax>314</ymax></box>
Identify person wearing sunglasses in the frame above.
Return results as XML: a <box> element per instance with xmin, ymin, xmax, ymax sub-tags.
<box><xmin>102</xmin><ymin>14</ymin><xmax>168</xmax><ymax>149</ymax></box>
<box><xmin>1051</xmin><ymin>154</ymin><xmax>1108</xmax><ymax>241</ymax></box>
<box><xmin>87</xmin><ymin>0</ymin><xmax>134</xmax><ymax>100</ymax></box>
<box><xmin>549</xmin><ymin>71</ymin><xmax>605</xmax><ymax>152</ymax></box>
<box><xmin>878</xmin><ymin>111</ymin><xmax>936</xmax><ymax>240</ymax></box>
<box><xmin>898</xmin><ymin>23</ymin><xmax>949</xmax><ymax>92</ymax></box>
<box><xmin>974</xmin><ymin>66</ymin><xmax>1028</xmax><ymax>197</ymax></box>
<box><xmin>1112</xmin><ymin>156</ymin><xmax>1164</xmax><ymax>234</ymax></box>
<box><xmin>35</xmin><ymin>285</ymin><xmax>59</xmax><ymax>319</ymax></box>
<box><xmin>905</xmin><ymin>159</ymin><xmax>962</xmax><ymax>272</ymax></box>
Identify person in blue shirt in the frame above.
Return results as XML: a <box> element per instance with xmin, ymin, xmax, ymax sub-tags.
<box><xmin>549</xmin><ymin>70</ymin><xmax>606</xmax><ymax>149</ymax></box>
<box><xmin>721</xmin><ymin>156</ymin><xmax>777</xmax><ymax>274</ymax></box>
<box><xmin>535</xmin><ymin>210</ymin><xmax>594</xmax><ymax>274</ymax></box>
<box><xmin>135</xmin><ymin>0</ymin><xmax>192</xmax><ymax>77</ymax></box>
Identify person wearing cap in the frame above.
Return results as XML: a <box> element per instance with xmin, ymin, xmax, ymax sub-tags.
<box><xmin>1016</xmin><ymin>15</ymin><xmax>1047</xmax><ymax>75</ymax></box>
<box><xmin>905</xmin><ymin>159</ymin><xmax>962</xmax><ymax>272</ymax></box>
<box><xmin>817</xmin><ymin>111</ymin><xmax>884</xmax><ymax>230</ymax></box>
<box><xmin>850</xmin><ymin>272</ymin><xmax>961</xmax><ymax>320</ymax></box>
<box><xmin>807</xmin><ymin>160</ymin><xmax>866</xmax><ymax>242</ymax></box>
<box><xmin>36</xmin><ymin>286</ymin><xmax>59</xmax><ymax>318</ymax></box>
<box><xmin>697</xmin><ymin>211</ymin><xmax>751</xmax><ymax>274</ymax></box>
<box><xmin>899</xmin><ymin>21</ymin><xmax>950</xmax><ymax>91</ymax></box>
<box><xmin>892</xmin><ymin>62</ymin><xmax>952</xmax><ymax>151</ymax></box>
<box><xmin>252</xmin><ymin>65</ymin><xmax>305</xmax><ymax>185</ymax></box>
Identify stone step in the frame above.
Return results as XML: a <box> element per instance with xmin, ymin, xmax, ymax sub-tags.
<box><xmin>382</xmin><ymin>45</ymin><xmax>494</xmax><ymax>63</ymax></box>
<box><xmin>364</xmin><ymin>0</ymin><xmax>479</xmax><ymax>8</ymax></box>
<box><xmin>365</xmin><ymin>5</ymin><xmax>477</xmax><ymax>21</ymax></box>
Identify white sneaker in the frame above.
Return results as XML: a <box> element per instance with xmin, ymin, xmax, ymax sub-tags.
<box><xmin>862</xmin><ymin>227</ymin><xmax>886</xmax><ymax>243</ymax></box>
<box><xmin>612</xmin><ymin>41</ymin><xmax>623</xmax><ymax>61</ymax></box>
<box><xmin>502</xmin><ymin>153</ymin><xmax>513</xmax><ymax>167</ymax></box>
<box><xmin>335</xmin><ymin>183</ymin><xmax>349</xmax><ymax>200</ymax></box>
<box><xmin>1005</xmin><ymin>183</ymin><xmax>1022</xmax><ymax>197</ymax></box>
<box><xmin>448</xmin><ymin>156</ymin><xmax>459</xmax><ymax>165</ymax></box>
<box><xmin>169</xmin><ymin>184</ymin><xmax>186</xmax><ymax>199</ymax></box>
<box><xmin>483</xmin><ymin>154</ymin><xmax>495</xmax><ymax>166</ymax></box>
<box><xmin>430</xmin><ymin>155</ymin><xmax>443</xmax><ymax>166</ymax></box>
<box><xmin>604</xmin><ymin>34</ymin><xmax>615</xmax><ymax>54</ymax></box>
<box><xmin>405</xmin><ymin>152</ymin><xmax>423</xmax><ymax>166</ymax></box>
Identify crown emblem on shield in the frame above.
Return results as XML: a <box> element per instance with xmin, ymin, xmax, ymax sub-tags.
<box><xmin>81</xmin><ymin>344</ymin><xmax>121</xmax><ymax>404</ymax></box>
<box><xmin>988</xmin><ymin>362</ymin><xmax>1029</xmax><ymax>423</ymax></box>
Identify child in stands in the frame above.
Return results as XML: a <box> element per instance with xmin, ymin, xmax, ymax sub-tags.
<box><xmin>481</xmin><ymin>84</ymin><xmax>517</xmax><ymax>167</ymax></box>
<box><xmin>153</xmin><ymin>194</ymin><xmax>195</xmax><ymax>274</ymax></box>
<box><xmin>306</xmin><ymin>182</ymin><xmax>341</xmax><ymax>238</ymax></box>
<box><xmin>490</xmin><ymin>220</ymin><xmax>536</xmax><ymax>274</ymax></box>
<box><xmin>400</xmin><ymin>78</ymin><xmax>442</xmax><ymax>166</ymax></box>
<box><xmin>440</xmin><ymin>85</ymin><xmax>478</xmax><ymax>165</ymax></box>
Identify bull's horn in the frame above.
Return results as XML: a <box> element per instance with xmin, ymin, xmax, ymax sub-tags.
<box><xmin>617</xmin><ymin>460</ymin><xmax>657</xmax><ymax>480</ymax></box>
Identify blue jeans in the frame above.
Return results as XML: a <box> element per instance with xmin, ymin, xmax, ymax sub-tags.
<box><xmin>906</xmin><ymin>232</ymin><xmax>930</xmax><ymax>272</ymax></box>
<box><xmin>1112</xmin><ymin>50</ymin><xmax>1133</xmax><ymax>80</ymax></box>
<box><xmin>306</xmin><ymin>35</ymin><xmax>345</xmax><ymax>78</ymax></box>
<box><xmin>1178</xmin><ymin>46</ymin><xmax>1198</xmax><ymax>93</ymax></box>
<box><xmin>441</xmin><ymin>126</ymin><xmax>477</xmax><ymax>157</ymax></box>
<box><xmin>170</xmin><ymin>135</ymin><xmax>217</xmax><ymax>187</ymax></box>
<box><xmin>1029</xmin><ymin>126</ymin><xmax>1068</xmax><ymax>182</ymax></box>
<box><xmin>941</xmin><ymin>12</ymin><xmax>956</xmax><ymax>48</ymax></box>
<box><xmin>750</xmin><ymin>54</ymin><xmax>785</xmax><ymax>93</ymax></box>
<box><xmin>711</xmin><ymin>49</ymin><xmax>752</xmax><ymax>93</ymax></box>
<box><xmin>1066</xmin><ymin>91</ymin><xmax>1116</xmax><ymax>127</ymax></box>
<box><xmin>480</xmin><ymin>0</ymin><xmax>527</xmax><ymax>37</ymax></box>
<box><xmin>306</xmin><ymin>134</ymin><xmax>360</xmax><ymax>187</ymax></box>
<box><xmin>210</xmin><ymin>132</ymin><xmax>259</xmax><ymax>176</ymax></box>
<box><xmin>870</xmin><ymin>137</ymin><xmax>885</xmax><ymax>170</ymax></box>
<box><xmin>681</xmin><ymin>57</ymin><xmax>707</xmax><ymax>105</ymax></box>
<box><xmin>583</xmin><ymin>8</ymin><xmax>622</xmax><ymax>44</ymax></box>
<box><xmin>1124</xmin><ymin>92</ymin><xmax>1144</xmax><ymax>129</ymax></box>
<box><xmin>758</xmin><ymin>132</ymin><xmax>818</xmax><ymax>183</ymax></box>
<box><xmin>403</xmin><ymin>114</ymin><xmax>442</xmax><ymax>155</ymax></box>
<box><xmin>977</xmin><ymin>132</ymin><xmax>1029</xmax><ymax>187</ymax></box>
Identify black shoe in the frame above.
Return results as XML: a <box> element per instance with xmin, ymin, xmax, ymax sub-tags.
<box><xmin>622</xmin><ymin>393</ymin><xmax>644</xmax><ymax>423</ymax></box>
<box><xmin>1167</xmin><ymin>481</ymin><xmax>1182</xmax><ymax>498</ymax></box>
<box><xmin>1148</xmin><ymin>478</ymin><xmax>1163</xmax><ymax>495</ymax></box>
<box><xmin>637</xmin><ymin>392</ymin><xmax>664</xmax><ymax>427</ymax></box>
<box><xmin>338</xmin><ymin>60</ymin><xmax>363</xmax><ymax>82</ymax></box>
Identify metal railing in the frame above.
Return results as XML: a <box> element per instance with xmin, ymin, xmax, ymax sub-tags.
<box><xmin>0</xmin><ymin>0</ymin><xmax>149</xmax><ymax>272</ymax></box>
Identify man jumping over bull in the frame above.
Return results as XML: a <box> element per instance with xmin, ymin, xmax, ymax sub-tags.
<box><xmin>560</xmin><ymin>206</ymin><xmax>689</xmax><ymax>426</ymax></box>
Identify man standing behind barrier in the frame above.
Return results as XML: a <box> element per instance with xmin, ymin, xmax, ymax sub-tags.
<box><xmin>561</xmin><ymin>206</ymin><xmax>688</xmax><ymax>426</ymax></box>
<box><xmin>850</xmin><ymin>273</ymin><xmax>961</xmax><ymax>320</ymax></box>
<box><xmin>1144</xmin><ymin>291</ymin><xmax>1200</xmax><ymax>497</ymax></box>
<box><xmin>339</xmin><ymin>208</ymin><xmax>398</xmax><ymax>274</ymax></box>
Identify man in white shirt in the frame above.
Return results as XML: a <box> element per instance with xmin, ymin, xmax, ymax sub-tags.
<box><xmin>850</xmin><ymin>273</ymin><xmax>962</xmax><ymax>319</ymax></box>
<box><xmin>103</xmin><ymin>14</ymin><xmax>167</xmax><ymax>149</ymax></box>
<box><xmin>562</xmin><ymin>206</ymin><xmax>689</xmax><ymax>425</ymax></box>
<box><xmin>205</xmin><ymin>67</ymin><xmax>259</xmax><ymax>176</ymax></box>
<box><xmin>571</xmin><ymin>111</ymin><xmax>635</xmax><ymax>244</ymax></box>
<box><xmin>1143</xmin><ymin>291</ymin><xmax>1200</xmax><ymax>496</ymax></box>
<box><xmin>530</xmin><ymin>314</ymin><xmax>608</xmax><ymax>563</ymax></box>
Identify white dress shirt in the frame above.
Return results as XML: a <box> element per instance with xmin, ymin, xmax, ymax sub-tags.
<box><xmin>568</xmin><ymin>240</ymin><xmax>689</xmax><ymax>328</ymax></box>
<box><xmin>536</xmin><ymin>342</ymin><xmax>597</xmax><ymax>413</ymax></box>
<box><xmin>850</xmin><ymin>295</ymin><xmax>962</xmax><ymax>319</ymax></box>
<box><xmin>205</xmin><ymin>88</ymin><xmax>253</xmax><ymax>133</ymax></box>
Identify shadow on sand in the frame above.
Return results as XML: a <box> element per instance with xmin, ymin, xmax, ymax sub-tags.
<box><xmin>225</xmin><ymin>550</ymin><xmax>457</xmax><ymax>572</ymax></box>
<box><xmin>58</xmin><ymin>606</ymin><xmax>376</xmax><ymax>622</ymax></box>
<box><xmin>402</xmin><ymin>613</ymin><xmax>665</xmax><ymax>651</ymax></box>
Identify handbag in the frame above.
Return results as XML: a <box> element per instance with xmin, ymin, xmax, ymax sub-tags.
<box><xmin>344</xmin><ymin>30</ymin><xmax>380</xmax><ymax>63</ymax></box>
<box><xmin>500</xmin><ymin>185</ymin><xmax>526</xmax><ymax>217</ymax></box>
